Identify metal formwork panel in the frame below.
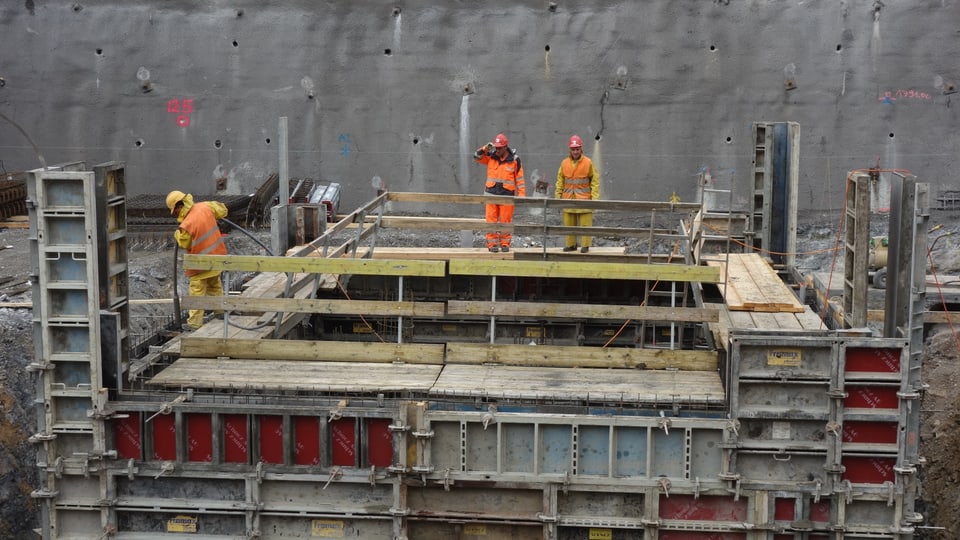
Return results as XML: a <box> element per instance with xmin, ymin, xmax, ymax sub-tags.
<box><xmin>426</xmin><ymin>412</ymin><xmax>726</xmax><ymax>484</ymax></box>
<box><xmin>28</xmin><ymin>166</ymin><xmax>108</xmax><ymax>539</ymax></box>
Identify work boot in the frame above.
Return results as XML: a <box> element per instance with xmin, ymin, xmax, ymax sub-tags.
<box><xmin>562</xmin><ymin>246</ymin><xmax>577</xmax><ymax>252</ymax></box>
<box><xmin>500</xmin><ymin>245</ymin><xmax>510</xmax><ymax>253</ymax></box>
<box><xmin>488</xmin><ymin>246</ymin><xmax>499</xmax><ymax>253</ymax></box>
<box><xmin>580</xmin><ymin>246</ymin><xmax>589</xmax><ymax>253</ymax></box>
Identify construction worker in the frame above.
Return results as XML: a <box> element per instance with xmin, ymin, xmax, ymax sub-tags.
<box><xmin>165</xmin><ymin>190</ymin><xmax>228</xmax><ymax>330</ymax></box>
<box><xmin>555</xmin><ymin>135</ymin><xmax>600</xmax><ymax>253</ymax></box>
<box><xmin>474</xmin><ymin>133</ymin><xmax>526</xmax><ymax>252</ymax></box>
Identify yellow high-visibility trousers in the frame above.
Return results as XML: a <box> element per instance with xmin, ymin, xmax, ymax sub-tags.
<box><xmin>561</xmin><ymin>210</ymin><xmax>593</xmax><ymax>249</ymax></box>
<box><xmin>186</xmin><ymin>272</ymin><xmax>224</xmax><ymax>329</ymax></box>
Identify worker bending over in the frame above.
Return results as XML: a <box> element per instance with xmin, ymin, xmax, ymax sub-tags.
<box><xmin>555</xmin><ymin>135</ymin><xmax>600</xmax><ymax>253</ymax></box>
<box><xmin>474</xmin><ymin>133</ymin><xmax>525</xmax><ymax>252</ymax></box>
<box><xmin>166</xmin><ymin>190</ymin><xmax>228</xmax><ymax>330</ymax></box>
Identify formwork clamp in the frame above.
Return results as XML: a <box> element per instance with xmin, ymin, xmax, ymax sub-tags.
<box><xmin>30</xmin><ymin>487</ymin><xmax>60</xmax><ymax>499</ymax></box>
<box><xmin>322</xmin><ymin>466</ymin><xmax>342</xmax><ymax>490</ymax></box>
<box><xmin>657</xmin><ymin>477</ymin><xmax>672</xmax><ymax>497</ymax></box>
<box><xmin>442</xmin><ymin>468</ymin><xmax>454</xmax><ymax>491</ymax></box>
<box><xmin>536</xmin><ymin>512</ymin><xmax>558</xmax><ymax>523</ymax></box>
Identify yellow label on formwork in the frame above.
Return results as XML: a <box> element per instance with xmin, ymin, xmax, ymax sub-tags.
<box><xmin>464</xmin><ymin>524</ymin><xmax>487</xmax><ymax>535</ymax></box>
<box><xmin>311</xmin><ymin>519</ymin><xmax>345</xmax><ymax>537</ymax></box>
<box><xmin>166</xmin><ymin>515</ymin><xmax>197</xmax><ymax>533</ymax></box>
<box><xmin>352</xmin><ymin>322</ymin><xmax>374</xmax><ymax>334</ymax></box>
<box><xmin>525</xmin><ymin>327</ymin><xmax>542</xmax><ymax>338</ymax></box>
<box><xmin>767</xmin><ymin>348</ymin><xmax>802</xmax><ymax>367</ymax></box>
<box><xmin>589</xmin><ymin>528</ymin><xmax>613</xmax><ymax>540</ymax></box>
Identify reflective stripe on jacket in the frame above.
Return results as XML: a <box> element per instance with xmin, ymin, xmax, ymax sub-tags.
<box><xmin>179</xmin><ymin>201</ymin><xmax>228</xmax><ymax>276</ymax></box>
<box><xmin>556</xmin><ymin>155</ymin><xmax>599</xmax><ymax>201</ymax></box>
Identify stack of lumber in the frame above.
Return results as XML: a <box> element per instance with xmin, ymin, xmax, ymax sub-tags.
<box><xmin>707</xmin><ymin>253</ymin><xmax>804</xmax><ymax>313</ymax></box>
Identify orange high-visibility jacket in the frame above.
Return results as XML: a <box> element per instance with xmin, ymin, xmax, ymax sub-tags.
<box><xmin>477</xmin><ymin>149</ymin><xmax>526</xmax><ymax>197</ymax></box>
<box><xmin>178</xmin><ymin>201</ymin><xmax>228</xmax><ymax>276</ymax></box>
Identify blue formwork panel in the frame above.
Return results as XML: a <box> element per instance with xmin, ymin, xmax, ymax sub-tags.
<box><xmin>578</xmin><ymin>425</ymin><xmax>610</xmax><ymax>476</ymax></box>
<box><xmin>503</xmin><ymin>423</ymin><xmax>536</xmax><ymax>473</ymax></box>
<box><xmin>540</xmin><ymin>424</ymin><xmax>572</xmax><ymax>474</ymax></box>
<box><xmin>47</xmin><ymin>324</ymin><xmax>91</xmax><ymax>355</ymax></box>
<box><xmin>652</xmin><ymin>429</ymin><xmax>686</xmax><ymax>478</ymax></box>
<box><xmin>41</xmin><ymin>178</ymin><xmax>86</xmax><ymax>208</ymax></box>
<box><xmin>44</xmin><ymin>252</ymin><xmax>88</xmax><ymax>282</ymax></box>
<box><xmin>42</xmin><ymin>215</ymin><xmax>89</xmax><ymax>246</ymax></box>
<box><xmin>614</xmin><ymin>426</ymin><xmax>648</xmax><ymax>478</ymax></box>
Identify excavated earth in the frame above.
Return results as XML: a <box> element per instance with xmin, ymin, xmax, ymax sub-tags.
<box><xmin>2</xmin><ymin>209</ymin><xmax>960</xmax><ymax>537</ymax></box>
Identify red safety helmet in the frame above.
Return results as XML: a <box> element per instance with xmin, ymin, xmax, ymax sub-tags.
<box><xmin>568</xmin><ymin>135</ymin><xmax>583</xmax><ymax>149</ymax></box>
<box><xmin>493</xmin><ymin>133</ymin><xmax>509</xmax><ymax>147</ymax></box>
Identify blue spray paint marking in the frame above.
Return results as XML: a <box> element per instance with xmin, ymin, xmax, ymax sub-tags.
<box><xmin>338</xmin><ymin>133</ymin><xmax>351</xmax><ymax>157</ymax></box>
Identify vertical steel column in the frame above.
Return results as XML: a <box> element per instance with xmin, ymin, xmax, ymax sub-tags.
<box><xmin>842</xmin><ymin>173</ymin><xmax>871</xmax><ymax>329</ymax></box>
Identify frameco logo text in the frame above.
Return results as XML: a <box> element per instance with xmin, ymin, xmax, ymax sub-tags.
<box><xmin>166</xmin><ymin>515</ymin><xmax>197</xmax><ymax>533</ymax></box>
<box><xmin>311</xmin><ymin>519</ymin><xmax>345</xmax><ymax>537</ymax></box>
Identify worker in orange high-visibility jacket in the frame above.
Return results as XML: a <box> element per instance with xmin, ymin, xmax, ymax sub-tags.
<box><xmin>166</xmin><ymin>190</ymin><xmax>229</xmax><ymax>330</ymax></box>
<box><xmin>473</xmin><ymin>133</ymin><xmax>526</xmax><ymax>252</ymax></box>
<box><xmin>555</xmin><ymin>135</ymin><xmax>600</xmax><ymax>253</ymax></box>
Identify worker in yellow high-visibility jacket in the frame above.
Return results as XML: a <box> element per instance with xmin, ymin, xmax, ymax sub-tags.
<box><xmin>555</xmin><ymin>135</ymin><xmax>600</xmax><ymax>253</ymax></box>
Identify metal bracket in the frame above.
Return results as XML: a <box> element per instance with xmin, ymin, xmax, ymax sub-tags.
<box><xmin>825</xmin><ymin>422</ymin><xmax>841</xmax><ymax>437</ymax></box>
<box><xmin>255</xmin><ymin>461</ymin><xmax>264</xmax><ymax>484</ymax></box>
<box><xmin>657</xmin><ymin>477</ymin><xmax>672</xmax><ymax>497</ymax></box>
<box><xmin>562</xmin><ymin>470</ymin><xmax>571</xmax><ymax>496</ymax></box>
<box><xmin>127</xmin><ymin>458</ymin><xmax>137</xmax><ymax>480</ymax></box>
<box><xmin>29</xmin><ymin>432</ymin><xmax>57</xmax><ymax>444</ymax></box>
<box><xmin>481</xmin><ymin>404</ymin><xmax>497</xmax><ymax>430</ymax></box>
<box><xmin>30</xmin><ymin>488</ymin><xmax>59</xmax><ymax>499</ymax></box>
<box><xmin>657</xmin><ymin>411</ymin><xmax>671</xmax><ymax>435</ymax></box>
<box><xmin>693</xmin><ymin>477</ymin><xmax>701</xmax><ymax>499</ymax></box>
<box><xmin>323</xmin><ymin>466</ymin><xmax>343</xmax><ymax>490</ymax></box>
<box><xmin>536</xmin><ymin>512</ymin><xmax>558</xmax><ymax>523</ymax></box>
<box><xmin>411</xmin><ymin>430</ymin><xmax>434</xmax><ymax>439</ymax></box>
<box><xmin>146</xmin><ymin>392</ymin><xmax>192</xmax><ymax>423</ymax></box>
<box><xmin>369</xmin><ymin>465</ymin><xmax>377</xmax><ymax>487</ymax></box>
<box><xmin>725</xmin><ymin>419</ymin><xmax>740</xmax><ymax>439</ymax></box>
<box><xmin>98</xmin><ymin>524</ymin><xmax>117</xmax><ymax>539</ymax></box>
<box><xmin>388</xmin><ymin>506</ymin><xmax>410</xmax><ymax>517</ymax></box>
<box><xmin>388</xmin><ymin>421</ymin><xmax>410</xmax><ymax>433</ymax></box>
<box><xmin>442</xmin><ymin>468</ymin><xmax>453</xmax><ymax>492</ymax></box>
<box><xmin>328</xmin><ymin>399</ymin><xmax>348</xmax><ymax>422</ymax></box>
<box><xmin>154</xmin><ymin>461</ymin><xmax>175</xmax><ymax>479</ymax></box>
<box><xmin>25</xmin><ymin>361</ymin><xmax>54</xmax><ymax>372</ymax></box>
<box><xmin>814</xmin><ymin>478</ymin><xmax>823</xmax><ymax>503</ymax></box>
<box><xmin>54</xmin><ymin>456</ymin><xmax>64</xmax><ymax>478</ymax></box>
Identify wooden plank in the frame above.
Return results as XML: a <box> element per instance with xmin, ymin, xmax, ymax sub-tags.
<box><xmin>353</xmin><ymin>246</ymin><xmax>627</xmax><ymax>259</ymax></box>
<box><xmin>431</xmin><ymin>364</ymin><xmax>725</xmax><ymax>405</ymax></box>
<box><xmin>385</xmin><ymin>191</ymin><xmax>702</xmax><ymax>212</ymax></box>
<box><xmin>446</xmin><ymin>343</ymin><xmax>718</xmax><ymax>371</ymax></box>
<box><xmin>149</xmin><ymin>358</ymin><xmax>442</xmax><ymax>392</ymax></box>
<box><xmin>707</xmin><ymin>253</ymin><xmax>804</xmax><ymax>312</ymax></box>
<box><xmin>447</xmin><ymin>300</ymin><xmax>719</xmax><ymax>323</ymax></box>
<box><xmin>185</xmin><ymin>254</ymin><xmax>447</xmax><ymax>277</ymax></box>
<box><xmin>180</xmin><ymin>337</ymin><xmax>446</xmax><ymax>364</ymax></box>
<box><xmin>448</xmin><ymin>259</ymin><xmax>720</xmax><ymax>283</ymax></box>
<box><xmin>181</xmin><ymin>296</ymin><xmax>446</xmax><ymax>317</ymax></box>
<box><xmin>368</xmin><ymin>216</ymin><xmax>676</xmax><ymax>238</ymax></box>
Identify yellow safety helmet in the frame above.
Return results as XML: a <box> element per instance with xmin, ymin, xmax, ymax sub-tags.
<box><xmin>165</xmin><ymin>190</ymin><xmax>187</xmax><ymax>215</ymax></box>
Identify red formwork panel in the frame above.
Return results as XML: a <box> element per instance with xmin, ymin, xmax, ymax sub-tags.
<box><xmin>844</xmin><ymin>385</ymin><xmax>899</xmax><ymax>409</ymax></box>
<box><xmin>774</xmin><ymin>497</ymin><xmax>795</xmax><ymax>520</ymax></box>
<box><xmin>841</xmin><ymin>456</ymin><xmax>896</xmax><ymax>483</ymax></box>
<box><xmin>810</xmin><ymin>498</ymin><xmax>831</xmax><ymax>522</ymax></box>
<box><xmin>259</xmin><ymin>415</ymin><xmax>284</xmax><ymax>464</ymax></box>
<box><xmin>659</xmin><ymin>495</ymin><xmax>748</xmax><ymax>521</ymax></box>
<box><xmin>152</xmin><ymin>413</ymin><xmax>177</xmax><ymax>460</ymax></box>
<box><xmin>367</xmin><ymin>418</ymin><xmax>394</xmax><ymax>467</ymax></box>
<box><xmin>331</xmin><ymin>417</ymin><xmax>356</xmax><ymax>466</ymax></box>
<box><xmin>223</xmin><ymin>414</ymin><xmax>248</xmax><ymax>464</ymax></box>
<box><xmin>294</xmin><ymin>416</ymin><xmax>321</xmax><ymax>466</ymax></box>
<box><xmin>659</xmin><ymin>532</ymin><xmax>746</xmax><ymax>540</ymax></box>
<box><xmin>186</xmin><ymin>413</ymin><xmax>213</xmax><ymax>462</ymax></box>
<box><xmin>842</xmin><ymin>420</ymin><xmax>898</xmax><ymax>444</ymax></box>
<box><xmin>844</xmin><ymin>347</ymin><xmax>900</xmax><ymax>374</ymax></box>
<box><xmin>114</xmin><ymin>412</ymin><xmax>141</xmax><ymax>460</ymax></box>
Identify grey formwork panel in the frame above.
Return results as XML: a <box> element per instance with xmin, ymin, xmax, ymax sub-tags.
<box><xmin>425</xmin><ymin>411</ymin><xmax>727</xmax><ymax>486</ymax></box>
<box><xmin>28</xmin><ymin>167</ymin><xmax>110</xmax><ymax>539</ymax></box>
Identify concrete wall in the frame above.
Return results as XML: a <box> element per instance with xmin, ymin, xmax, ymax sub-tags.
<box><xmin>1</xmin><ymin>0</ymin><xmax>958</xmax><ymax>211</ymax></box>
